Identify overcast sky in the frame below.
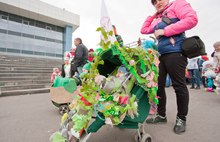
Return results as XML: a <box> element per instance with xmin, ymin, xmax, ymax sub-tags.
<box><xmin>41</xmin><ymin>0</ymin><xmax>220</xmax><ymax>55</ymax></box>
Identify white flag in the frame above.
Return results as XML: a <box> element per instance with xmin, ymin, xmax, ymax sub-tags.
<box><xmin>100</xmin><ymin>0</ymin><xmax>117</xmax><ymax>44</ymax></box>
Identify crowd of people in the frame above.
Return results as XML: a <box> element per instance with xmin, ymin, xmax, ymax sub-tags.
<box><xmin>50</xmin><ymin>37</ymin><xmax>94</xmax><ymax>83</ymax></box>
<box><xmin>184</xmin><ymin>47</ymin><xmax>220</xmax><ymax>94</ymax></box>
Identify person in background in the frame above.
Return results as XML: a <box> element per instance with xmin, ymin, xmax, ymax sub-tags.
<box><xmin>88</xmin><ymin>48</ymin><xmax>94</xmax><ymax>62</ymax></box>
<box><xmin>165</xmin><ymin>74</ymin><xmax>171</xmax><ymax>87</ymax></box>
<box><xmin>50</xmin><ymin>67</ymin><xmax>61</xmax><ymax>83</ymax></box>
<box><xmin>141</xmin><ymin>0</ymin><xmax>198</xmax><ymax>134</ymax></box>
<box><xmin>185</xmin><ymin>69</ymin><xmax>191</xmax><ymax>84</ymax></box>
<box><xmin>213</xmin><ymin>41</ymin><xmax>220</xmax><ymax>95</ymax></box>
<box><xmin>202</xmin><ymin>60</ymin><xmax>215</xmax><ymax>92</ymax></box>
<box><xmin>112</xmin><ymin>25</ymin><xmax>124</xmax><ymax>47</ymax></box>
<box><xmin>199</xmin><ymin>55</ymin><xmax>209</xmax><ymax>88</ymax></box>
<box><xmin>187</xmin><ymin>57</ymin><xmax>200</xmax><ymax>89</ymax></box>
<box><xmin>71</xmin><ymin>38</ymin><xmax>88</xmax><ymax>77</ymax></box>
<box><xmin>61</xmin><ymin>57</ymin><xmax>71</xmax><ymax>78</ymax></box>
<box><xmin>67</xmin><ymin>47</ymin><xmax>76</xmax><ymax>63</ymax></box>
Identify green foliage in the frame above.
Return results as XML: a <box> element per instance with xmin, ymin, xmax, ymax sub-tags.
<box><xmin>50</xmin><ymin>132</ymin><xmax>66</xmax><ymax>142</ymax></box>
<box><xmin>69</xmin><ymin>25</ymin><xmax>159</xmax><ymax>133</ymax></box>
<box><xmin>109</xmin><ymin>31</ymin><xmax>113</xmax><ymax>36</ymax></box>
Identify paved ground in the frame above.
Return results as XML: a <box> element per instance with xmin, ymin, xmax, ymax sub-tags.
<box><xmin>0</xmin><ymin>86</ymin><xmax>220</xmax><ymax>142</ymax></box>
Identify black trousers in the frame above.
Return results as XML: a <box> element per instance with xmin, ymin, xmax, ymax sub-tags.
<box><xmin>157</xmin><ymin>53</ymin><xmax>189</xmax><ymax>121</ymax></box>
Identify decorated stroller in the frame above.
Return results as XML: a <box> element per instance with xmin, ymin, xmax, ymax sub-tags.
<box><xmin>50</xmin><ymin>35</ymin><xmax>159</xmax><ymax>142</ymax></box>
<box><xmin>85</xmin><ymin>47</ymin><xmax>158</xmax><ymax>142</ymax></box>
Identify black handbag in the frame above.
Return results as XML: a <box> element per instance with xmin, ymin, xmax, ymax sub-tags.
<box><xmin>161</xmin><ymin>14</ymin><xmax>206</xmax><ymax>59</ymax></box>
<box><xmin>181</xmin><ymin>36</ymin><xmax>206</xmax><ymax>58</ymax></box>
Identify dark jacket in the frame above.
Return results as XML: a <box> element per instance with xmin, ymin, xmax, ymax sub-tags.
<box><xmin>72</xmin><ymin>43</ymin><xmax>88</xmax><ymax>67</ymax></box>
<box><xmin>61</xmin><ymin>64</ymin><xmax>65</xmax><ymax>78</ymax></box>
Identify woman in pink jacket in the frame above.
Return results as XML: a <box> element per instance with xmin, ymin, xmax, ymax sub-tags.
<box><xmin>141</xmin><ymin>0</ymin><xmax>198</xmax><ymax>134</ymax></box>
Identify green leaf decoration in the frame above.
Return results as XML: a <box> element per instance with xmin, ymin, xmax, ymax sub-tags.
<box><xmin>96</xmin><ymin>27</ymin><xmax>102</xmax><ymax>31</ymax></box>
<box><xmin>109</xmin><ymin>31</ymin><xmax>113</xmax><ymax>36</ymax></box>
<box><xmin>63</xmin><ymin>79</ymin><xmax>77</xmax><ymax>93</ymax></box>
<box><xmin>50</xmin><ymin>132</ymin><xmax>66</xmax><ymax>142</ymax></box>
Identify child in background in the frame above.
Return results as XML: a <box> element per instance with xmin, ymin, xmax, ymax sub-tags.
<box><xmin>61</xmin><ymin>57</ymin><xmax>71</xmax><ymax>78</ymax></box>
<box><xmin>51</xmin><ymin>67</ymin><xmax>61</xmax><ymax>83</ymax></box>
<box><xmin>88</xmin><ymin>48</ymin><xmax>94</xmax><ymax>62</ymax></box>
<box><xmin>213</xmin><ymin>41</ymin><xmax>220</xmax><ymax>94</ymax></box>
<box><xmin>202</xmin><ymin>61</ymin><xmax>215</xmax><ymax>92</ymax></box>
<box><xmin>199</xmin><ymin>55</ymin><xmax>209</xmax><ymax>87</ymax></box>
<box><xmin>66</xmin><ymin>47</ymin><xmax>76</xmax><ymax>63</ymax></box>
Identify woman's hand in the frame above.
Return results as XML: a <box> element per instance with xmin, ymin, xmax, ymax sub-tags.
<box><xmin>154</xmin><ymin>29</ymin><xmax>164</xmax><ymax>39</ymax></box>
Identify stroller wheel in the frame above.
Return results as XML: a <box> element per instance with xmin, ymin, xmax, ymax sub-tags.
<box><xmin>134</xmin><ymin>132</ymin><xmax>140</xmax><ymax>142</ymax></box>
<box><xmin>135</xmin><ymin>132</ymin><xmax>152</xmax><ymax>142</ymax></box>
<box><xmin>59</xmin><ymin>105</ymin><xmax>69</xmax><ymax>115</ymax></box>
<box><xmin>141</xmin><ymin>133</ymin><xmax>152</xmax><ymax>142</ymax></box>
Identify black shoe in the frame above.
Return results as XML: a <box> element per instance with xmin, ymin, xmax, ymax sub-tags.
<box><xmin>195</xmin><ymin>86</ymin><xmax>200</xmax><ymax>89</ymax></box>
<box><xmin>190</xmin><ymin>86</ymin><xmax>195</xmax><ymax>89</ymax></box>
<box><xmin>173</xmin><ymin>117</ymin><xmax>186</xmax><ymax>134</ymax></box>
<box><xmin>146</xmin><ymin>114</ymin><xmax>167</xmax><ymax>124</ymax></box>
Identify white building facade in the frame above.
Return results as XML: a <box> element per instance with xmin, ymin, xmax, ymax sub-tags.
<box><xmin>0</xmin><ymin>0</ymin><xmax>80</xmax><ymax>58</ymax></box>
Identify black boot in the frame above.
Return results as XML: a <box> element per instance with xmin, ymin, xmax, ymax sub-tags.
<box><xmin>173</xmin><ymin>117</ymin><xmax>186</xmax><ymax>134</ymax></box>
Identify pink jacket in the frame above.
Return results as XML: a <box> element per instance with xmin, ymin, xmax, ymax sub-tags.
<box><xmin>141</xmin><ymin>0</ymin><xmax>198</xmax><ymax>55</ymax></box>
<box><xmin>141</xmin><ymin>0</ymin><xmax>198</xmax><ymax>37</ymax></box>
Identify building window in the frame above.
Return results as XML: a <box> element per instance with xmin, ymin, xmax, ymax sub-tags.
<box><xmin>1</xmin><ymin>28</ymin><xmax>63</xmax><ymax>44</ymax></box>
<box><xmin>34</xmin><ymin>51</ymin><xmax>45</xmax><ymax>56</ymax></box>
<box><xmin>0</xmin><ymin>11</ymin><xmax>8</xmax><ymax>16</ymax></box>
<box><xmin>36</xmin><ymin>21</ymin><xmax>46</xmax><ymax>28</ymax></box>
<box><xmin>56</xmin><ymin>26</ymin><xmax>64</xmax><ymax>33</ymax></box>
<box><xmin>23</xmin><ymin>20</ymin><xmax>29</xmax><ymax>25</ymax></box>
<box><xmin>46</xmin><ymin>38</ymin><xmax>55</xmax><ymax>42</ymax></box>
<box><xmin>0</xmin><ymin>47</ymin><xmax>6</xmax><ymax>52</ymax></box>
<box><xmin>8</xmin><ymin>30</ymin><xmax>21</xmax><ymax>36</ymax></box>
<box><xmin>22</xmin><ymin>33</ymin><xmax>35</xmax><ymax>39</ymax></box>
<box><xmin>46</xmin><ymin>53</ymin><xmax>56</xmax><ymax>57</ymax></box>
<box><xmin>7</xmin><ymin>48</ymin><xmax>21</xmax><ymax>53</ymax></box>
<box><xmin>35</xmin><ymin>35</ymin><xmax>45</xmax><ymax>40</ymax></box>
<box><xmin>22</xmin><ymin>50</ymin><xmax>33</xmax><ymax>55</ymax></box>
<box><xmin>29</xmin><ymin>20</ymin><xmax>35</xmax><ymax>26</ymax></box>
<box><xmin>47</xmin><ymin>24</ymin><xmax>56</xmax><ymax>31</ymax></box>
<box><xmin>1</xmin><ymin>11</ymin><xmax>65</xmax><ymax>33</ymax></box>
<box><xmin>0</xmin><ymin>29</ymin><xmax>7</xmax><ymax>34</ymax></box>
<box><xmin>9</xmin><ymin>14</ymin><xmax>22</xmax><ymax>23</ymax></box>
<box><xmin>56</xmin><ymin>54</ymin><xmax>63</xmax><ymax>57</ymax></box>
<box><xmin>46</xmin><ymin>26</ymin><xmax>51</xmax><ymax>30</ymax></box>
<box><xmin>1</xmin><ymin>15</ymin><xmax>8</xmax><ymax>20</ymax></box>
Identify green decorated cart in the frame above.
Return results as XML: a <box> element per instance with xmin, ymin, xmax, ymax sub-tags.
<box><xmin>50</xmin><ymin>27</ymin><xmax>159</xmax><ymax>142</ymax></box>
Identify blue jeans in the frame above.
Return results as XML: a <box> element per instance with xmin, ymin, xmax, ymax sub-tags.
<box><xmin>189</xmin><ymin>69</ymin><xmax>200</xmax><ymax>88</ymax></box>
